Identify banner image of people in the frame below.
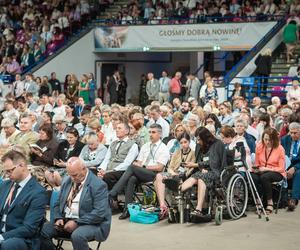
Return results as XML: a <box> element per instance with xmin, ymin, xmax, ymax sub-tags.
<box><xmin>94</xmin><ymin>26</ymin><xmax>129</xmax><ymax>48</ymax></box>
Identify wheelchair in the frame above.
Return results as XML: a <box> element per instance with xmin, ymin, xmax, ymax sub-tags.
<box><xmin>163</xmin><ymin>160</ymin><xmax>248</xmax><ymax>225</ymax></box>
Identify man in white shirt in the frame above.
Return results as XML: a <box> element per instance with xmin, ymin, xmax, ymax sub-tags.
<box><xmin>98</xmin><ymin>122</ymin><xmax>139</xmax><ymax>190</ymax></box>
<box><xmin>40</xmin><ymin>157</ymin><xmax>111</xmax><ymax>250</ymax></box>
<box><xmin>146</xmin><ymin>105</ymin><xmax>170</xmax><ymax>139</ymax></box>
<box><xmin>74</xmin><ymin>110</ymin><xmax>92</xmax><ymax>138</ymax></box>
<box><xmin>12</xmin><ymin>74</ymin><xmax>24</xmax><ymax>99</ymax></box>
<box><xmin>110</xmin><ymin>123</ymin><xmax>170</xmax><ymax>219</ymax></box>
<box><xmin>36</xmin><ymin>94</ymin><xmax>53</xmax><ymax>115</ymax></box>
<box><xmin>0</xmin><ymin>118</ymin><xmax>20</xmax><ymax>146</ymax></box>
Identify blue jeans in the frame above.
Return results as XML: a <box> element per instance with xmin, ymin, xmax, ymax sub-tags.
<box><xmin>292</xmin><ymin>169</ymin><xmax>300</xmax><ymax>200</ymax></box>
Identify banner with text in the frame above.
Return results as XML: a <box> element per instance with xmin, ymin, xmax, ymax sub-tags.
<box><xmin>94</xmin><ymin>22</ymin><xmax>277</xmax><ymax>52</ymax></box>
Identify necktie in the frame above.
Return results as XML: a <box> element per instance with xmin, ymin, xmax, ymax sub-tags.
<box><xmin>67</xmin><ymin>183</ymin><xmax>81</xmax><ymax>208</ymax></box>
<box><xmin>116</xmin><ymin>140</ymin><xmax>124</xmax><ymax>154</ymax></box>
<box><xmin>292</xmin><ymin>140</ymin><xmax>299</xmax><ymax>159</ymax></box>
<box><xmin>1</xmin><ymin>183</ymin><xmax>20</xmax><ymax>232</ymax></box>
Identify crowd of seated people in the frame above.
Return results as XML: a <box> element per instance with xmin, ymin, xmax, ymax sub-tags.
<box><xmin>0</xmin><ymin>0</ymin><xmax>93</xmax><ymax>75</ymax></box>
<box><xmin>0</xmin><ymin>67</ymin><xmax>300</xmax><ymax>249</ymax></box>
<box><xmin>108</xmin><ymin>0</ymin><xmax>292</xmax><ymax>25</ymax></box>
<box><xmin>0</xmin><ymin>68</ymin><xmax>300</xmax><ymax>225</ymax></box>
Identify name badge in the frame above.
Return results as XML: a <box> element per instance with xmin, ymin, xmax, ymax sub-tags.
<box><xmin>203</xmin><ymin>156</ymin><xmax>209</xmax><ymax>161</ymax></box>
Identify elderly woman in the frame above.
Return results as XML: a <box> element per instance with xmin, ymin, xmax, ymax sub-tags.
<box><xmin>85</xmin><ymin>117</ymin><xmax>105</xmax><ymax>144</ymax></box>
<box><xmin>220</xmin><ymin>125</ymin><xmax>252</xmax><ymax>170</ymax></box>
<box><xmin>180</xmin><ymin>127</ymin><xmax>227</xmax><ymax>218</ymax></box>
<box><xmin>154</xmin><ymin>133</ymin><xmax>196</xmax><ymax>218</ymax></box>
<box><xmin>235</xmin><ymin>118</ymin><xmax>256</xmax><ymax>155</ymax></box>
<box><xmin>79</xmin><ymin>132</ymin><xmax>107</xmax><ymax>172</ymax></box>
<box><xmin>186</xmin><ymin>113</ymin><xmax>199</xmax><ymax>140</ymax></box>
<box><xmin>286</xmin><ymin>77</ymin><xmax>300</xmax><ymax>106</ymax></box>
<box><xmin>251</xmin><ymin>127</ymin><xmax>286</xmax><ymax>214</ymax></box>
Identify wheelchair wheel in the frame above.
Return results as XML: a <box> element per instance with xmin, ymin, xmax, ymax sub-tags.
<box><xmin>215</xmin><ymin>206</ymin><xmax>223</xmax><ymax>225</ymax></box>
<box><xmin>226</xmin><ymin>173</ymin><xmax>248</xmax><ymax>220</ymax></box>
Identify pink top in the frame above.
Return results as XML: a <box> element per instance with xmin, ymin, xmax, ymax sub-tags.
<box><xmin>169</xmin><ymin>78</ymin><xmax>181</xmax><ymax>94</ymax></box>
<box><xmin>255</xmin><ymin>142</ymin><xmax>286</xmax><ymax>177</ymax></box>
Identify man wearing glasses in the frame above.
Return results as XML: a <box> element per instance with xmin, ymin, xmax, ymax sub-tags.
<box><xmin>0</xmin><ymin>150</ymin><xmax>47</xmax><ymax>250</ymax></box>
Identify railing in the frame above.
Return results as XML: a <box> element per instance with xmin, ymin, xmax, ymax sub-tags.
<box><xmin>224</xmin><ymin>16</ymin><xmax>286</xmax><ymax>98</ymax></box>
<box><xmin>194</xmin><ymin>52</ymin><xmax>230</xmax><ymax>79</ymax></box>
<box><xmin>93</xmin><ymin>14</ymin><xmax>285</xmax><ymax>26</ymax></box>
<box><xmin>227</xmin><ymin>76</ymin><xmax>294</xmax><ymax>102</ymax></box>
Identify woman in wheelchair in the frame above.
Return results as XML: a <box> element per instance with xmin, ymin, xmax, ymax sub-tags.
<box><xmin>180</xmin><ymin>127</ymin><xmax>227</xmax><ymax>218</ymax></box>
<box><xmin>219</xmin><ymin>125</ymin><xmax>253</xmax><ymax>170</ymax></box>
<box><xmin>251</xmin><ymin>127</ymin><xmax>286</xmax><ymax>215</ymax></box>
<box><xmin>154</xmin><ymin>132</ymin><xmax>196</xmax><ymax>218</ymax></box>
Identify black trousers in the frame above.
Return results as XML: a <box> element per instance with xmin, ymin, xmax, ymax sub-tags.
<box><xmin>103</xmin><ymin>171</ymin><xmax>124</xmax><ymax>190</ymax></box>
<box><xmin>251</xmin><ymin>171</ymin><xmax>283</xmax><ymax>201</ymax></box>
<box><xmin>109</xmin><ymin>165</ymin><xmax>157</xmax><ymax>206</ymax></box>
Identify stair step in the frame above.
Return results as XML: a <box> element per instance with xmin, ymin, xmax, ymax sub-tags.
<box><xmin>272</xmin><ymin>64</ymin><xmax>290</xmax><ymax>69</ymax></box>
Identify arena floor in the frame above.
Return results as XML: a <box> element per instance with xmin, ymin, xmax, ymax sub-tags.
<box><xmin>61</xmin><ymin>207</ymin><xmax>299</xmax><ymax>250</ymax></box>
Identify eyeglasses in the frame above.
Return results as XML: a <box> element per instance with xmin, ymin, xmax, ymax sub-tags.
<box><xmin>149</xmin><ymin>130</ymin><xmax>157</xmax><ymax>134</ymax></box>
<box><xmin>4</xmin><ymin>166</ymin><xmax>16</xmax><ymax>174</ymax></box>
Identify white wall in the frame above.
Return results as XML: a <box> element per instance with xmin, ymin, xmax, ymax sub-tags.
<box><xmin>34</xmin><ymin>30</ymin><xmax>96</xmax><ymax>82</ymax></box>
<box><xmin>233</xmin><ymin>27</ymin><xmax>284</xmax><ymax>81</ymax></box>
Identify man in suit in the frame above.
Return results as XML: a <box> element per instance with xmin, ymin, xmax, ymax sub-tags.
<box><xmin>146</xmin><ymin>72</ymin><xmax>160</xmax><ymax>103</ymax></box>
<box><xmin>40</xmin><ymin>157</ymin><xmax>111</xmax><ymax>250</ymax></box>
<box><xmin>108</xmin><ymin>70</ymin><xmax>120</xmax><ymax>105</ymax></box>
<box><xmin>0</xmin><ymin>150</ymin><xmax>47</xmax><ymax>250</ymax></box>
<box><xmin>281</xmin><ymin>122</ymin><xmax>300</xmax><ymax>211</ymax></box>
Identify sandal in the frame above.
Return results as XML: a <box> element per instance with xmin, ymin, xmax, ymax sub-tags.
<box><xmin>190</xmin><ymin>209</ymin><xmax>204</xmax><ymax>217</ymax></box>
<box><xmin>265</xmin><ymin>204</ymin><xmax>273</xmax><ymax>215</ymax></box>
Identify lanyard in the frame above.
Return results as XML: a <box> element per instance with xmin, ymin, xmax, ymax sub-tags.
<box><xmin>150</xmin><ymin>142</ymin><xmax>162</xmax><ymax>161</ymax></box>
<box><xmin>264</xmin><ymin>147</ymin><xmax>273</xmax><ymax>168</ymax></box>
<box><xmin>181</xmin><ymin>148</ymin><xmax>191</xmax><ymax>163</ymax></box>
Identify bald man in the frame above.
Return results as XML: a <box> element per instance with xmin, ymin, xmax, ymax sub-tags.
<box><xmin>40</xmin><ymin>157</ymin><xmax>111</xmax><ymax>250</ymax></box>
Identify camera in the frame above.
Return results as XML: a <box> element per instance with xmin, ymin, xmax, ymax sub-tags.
<box><xmin>235</xmin><ymin>142</ymin><xmax>246</xmax><ymax>160</ymax></box>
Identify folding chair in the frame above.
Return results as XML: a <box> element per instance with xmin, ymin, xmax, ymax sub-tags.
<box><xmin>55</xmin><ymin>237</ymin><xmax>101</xmax><ymax>250</ymax></box>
